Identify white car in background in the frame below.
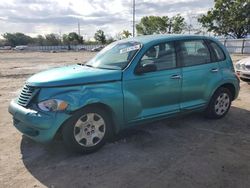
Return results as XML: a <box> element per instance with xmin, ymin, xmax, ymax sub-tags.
<box><xmin>14</xmin><ymin>45</ymin><xmax>28</xmax><ymax>50</ymax></box>
<box><xmin>235</xmin><ymin>56</ymin><xmax>250</xmax><ymax>84</ymax></box>
<box><xmin>0</xmin><ymin>46</ymin><xmax>12</xmax><ymax>50</ymax></box>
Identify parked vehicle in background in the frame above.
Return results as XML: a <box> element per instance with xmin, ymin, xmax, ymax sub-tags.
<box><xmin>14</xmin><ymin>45</ymin><xmax>28</xmax><ymax>50</ymax></box>
<box><xmin>9</xmin><ymin>35</ymin><xmax>240</xmax><ymax>154</ymax></box>
<box><xmin>91</xmin><ymin>46</ymin><xmax>104</xmax><ymax>52</ymax></box>
<box><xmin>0</xmin><ymin>46</ymin><xmax>12</xmax><ymax>50</ymax></box>
<box><xmin>235</xmin><ymin>57</ymin><xmax>250</xmax><ymax>84</ymax></box>
<box><xmin>77</xmin><ymin>47</ymin><xmax>87</xmax><ymax>51</ymax></box>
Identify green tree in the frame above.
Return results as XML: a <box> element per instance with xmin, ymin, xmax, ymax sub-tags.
<box><xmin>63</xmin><ymin>32</ymin><xmax>83</xmax><ymax>45</ymax></box>
<box><xmin>115</xmin><ymin>30</ymin><xmax>132</xmax><ymax>40</ymax></box>
<box><xmin>94</xmin><ymin>30</ymin><xmax>106</xmax><ymax>44</ymax></box>
<box><xmin>2</xmin><ymin>32</ymin><xmax>33</xmax><ymax>46</ymax></box>
<box><xmin>198</xmin><ymin>0</ymin><xmax>250</xmax><ymax>38</ymax></box>
<box><xmin>62</xmin><ymin>34</ymin><xmax>71</xmax><ymax>50</ymax></box>
<box><xmin>62</xmin><ymin>34</ymin><xmax>70</xmax><ymax>45</ymax></box>
<box><xmin>170</xmin><ymin>14</ymin><xmax>186</xmax><ymax>34</ymax></box>
<box><xmin>68</xmin><ymin>32</ymin><xmax>83</xmax><ymax>45</ymax></box>
<box><xmin>62</xmin><ymin>32</ymin><xmax>84</xmax><ymax>50</ymax></box>
<box><xmin>122</xmin><ymin>30</ymin><xmax>132</xmax><ymax>38</ymax></box>
<box><xmin>44</xmin><ymin>33</ymin><xmax>61</xmax><ymax>46</ymax></box>
<box><xmin>136</xmin><ymin>15</ymin><xmax>186</xmax><ymax>35</ymax></box>
<box><xmin>136</xmin><ymin>16</ymin><xmax>168</xmax><ymax>35</ymax></box>
<box><xmin>0</xmin><ymin>39</ymin><xmax>7</xmax><ymax>46</ymax></box>
<box><xmin>33</xmin><ymin>35</ymin><xmax>46</xmax><ymax>46</ymax></box>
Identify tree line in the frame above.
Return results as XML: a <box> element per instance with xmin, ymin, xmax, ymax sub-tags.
<box><xmin>0</xmin><ymin>29</ymin><xmax>134</xmax><ymax>47</ymax></box>
<box><xmin>1</xmin><ymin>32</ymin><xmax>86</xmax><ymax>47</ymax></box>
<box><xmin>0</xmin><ymin>0</ymin><xmax>249</xmax><ymax>47</ymax></box>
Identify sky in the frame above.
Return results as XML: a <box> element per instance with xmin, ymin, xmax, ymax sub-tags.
<box><xmin>0</xmin><ymin>0</ymin><xmax>214</xmax><ymax>39</ymax></box>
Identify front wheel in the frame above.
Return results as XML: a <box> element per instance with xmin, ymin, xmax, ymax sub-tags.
<box><xmin>62</xmin><ymin>107</ymin><xmax>112</xmax><ymax>154</ymax></box>
<box><xmin>205</xmin><ymin>87</ymin><xmax>232</xmax><ymax>119</ymax></box>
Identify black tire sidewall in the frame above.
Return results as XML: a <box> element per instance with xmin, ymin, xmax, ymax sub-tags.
<box><xmin>62</xmin><ymin>107</ymin><xmax>112</xmax><ymax>154</ymax></box>
<box><xmin>206</xmin><ymin>87</ymin><xmax>232</xmax><ymax>119</ymax></box>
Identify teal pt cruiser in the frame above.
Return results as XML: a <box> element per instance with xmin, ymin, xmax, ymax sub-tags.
<box><xmin>9</xmin><ymin>35</ymin><xmax>240</xmax><ymax>153</ymax></box>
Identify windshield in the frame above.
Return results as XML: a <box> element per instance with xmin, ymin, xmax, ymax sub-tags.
<box><xmin>86</xmin><ymin>41</ymin><xmax>142</xmax><ymax>70</ymax></box>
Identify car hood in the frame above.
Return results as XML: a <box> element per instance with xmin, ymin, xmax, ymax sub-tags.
<box><xmin>236</xmin><ymin>57</ymin><xmax>250</xmax><ymax>66</ymax></box>
<box><xmin>26</xmin><ymin>64</ymin><xmax>122</xmax><ymax>87</ymax></box>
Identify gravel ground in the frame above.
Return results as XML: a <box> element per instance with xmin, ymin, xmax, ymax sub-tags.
<box><xmin>0</xmin><ymin>51</ymin><xmax>250</xmax><ymax>188</ymax></box>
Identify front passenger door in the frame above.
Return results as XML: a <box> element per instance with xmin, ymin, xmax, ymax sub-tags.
<box><xmin>123</xmin><ymin>42</ymin><xmax>182</xmax><ymax>123</ymax></box>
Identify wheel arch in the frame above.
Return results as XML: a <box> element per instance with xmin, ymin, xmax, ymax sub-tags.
<box><xmin>211</xmin><ymin>82</ymin><xmax>236</xmax><ymax>101</ymax></box>
<box><xmin>218</xmin><ymin>83</ymin><xmax>236</xmax><ymax>100</ymax></box>
<box><xmin>55</xmin><ymin>102</ymin><xmax>118</xmax><ymax>140</ymax></box>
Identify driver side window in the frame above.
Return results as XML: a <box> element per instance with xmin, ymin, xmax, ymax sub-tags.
<box><xmin>140</xmin><ymin>42</ymin><xmax>176</xmax><ymax>71</ymax></box>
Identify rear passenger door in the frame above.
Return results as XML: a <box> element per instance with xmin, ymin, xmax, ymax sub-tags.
<box><xmin>177</xmin><ymin>39</ymin><xmax>222</xmax><ymax>110</ymax></box>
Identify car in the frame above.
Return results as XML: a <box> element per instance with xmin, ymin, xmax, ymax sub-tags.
<box><xmin>91</xmin><ymin>46</ymin><xmax>104</xmax><ymax>52</ymax></box>
<box><xmin>235</xmin><ymin>56</ymin><xmax>250</xmax><ymax>84</ymax></box>
<box><xmin>14</xmin><ymin>45</ymin><xmax>28</xmax><ymax>50</ymax></box>
<box><xmin>0</xmin><ymin>46</ymin><xmax>12</xmax><ymax>50</ymax></box>
<box><xmin>77</xmin><ymin>47</ymin><xmax>87</xmax><ymax>51</ymax></box>
<box><xmin>9</xmin><ymin>35</ymin><xmax>240</xmax><ymax>154</ymax></box>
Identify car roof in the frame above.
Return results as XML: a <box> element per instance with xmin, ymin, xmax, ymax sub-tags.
<box><xmin>121</xmin><ymin>34</ymin><xmax>214</xmax><ymax>45</ymax></box>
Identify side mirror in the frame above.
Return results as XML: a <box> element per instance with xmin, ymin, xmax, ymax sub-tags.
<box><xmin>135</xmin><ymin>63</ymin><xmax>157</xmax><ymax>74</ymax></box>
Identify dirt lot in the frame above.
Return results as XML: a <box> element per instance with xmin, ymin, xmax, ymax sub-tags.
<box><xmin>0</xmin><ymin>51</ymin><xmax>250</xmax><ymax>188</ymax></box>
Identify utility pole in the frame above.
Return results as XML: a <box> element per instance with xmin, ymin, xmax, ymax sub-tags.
<box><xmin>132</xmin><ymin>0</ymin><xmax>135</xmax><ymax>37</ymax></box>
<box><xmin>78</xmin><ymin>20</ymin><xmax>81</xmax><ymax>36</ymax></box>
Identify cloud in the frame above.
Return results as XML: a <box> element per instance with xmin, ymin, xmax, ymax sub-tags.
<box><xmin>0</xmin><ymin>0</ymin><xmax>213</xmax><ymax>38</ymax></box>
<box><xmin>134</xmin><ymin>0</ymin><xmax>213</xmax><ymax>15</ymax></box>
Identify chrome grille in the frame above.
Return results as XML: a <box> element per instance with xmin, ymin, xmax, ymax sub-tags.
<box><xmin>17</xmin><ymin>85</ymin><xmax>36</xmax><ymax>107</ymax></box>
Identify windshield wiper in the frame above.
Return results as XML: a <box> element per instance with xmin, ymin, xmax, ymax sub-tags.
<box><xmin>81</xmin><ymin>64</ymin><xmax>120</xmax><ymax>70</ymax></box>
<box><xmin>77</xmin><ymin>61</ymin><xmax>87</xmax><ymax>66</ymax></box>
<box><xmin>85</xmin><ymin>64</ymin><xmax>94</xmax><ymax>67</ymax></box>
<box><xmin>96</xmin><ymin>66</ymin><xmax>121</xmax><ymax>70</ymax></box>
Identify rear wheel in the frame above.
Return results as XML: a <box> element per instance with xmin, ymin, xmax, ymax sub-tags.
<box><xmin>62</xmin><ymin>107</ymin><xmax>112</xmax><ymax>154</ymax></box>
<box><xmin>205</xmin><ymin>87</ymin><xmax>232</xmax><ymax>119</ymax></box>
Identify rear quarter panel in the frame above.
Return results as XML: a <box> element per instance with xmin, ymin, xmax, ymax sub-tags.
<box><xmin>208</xmin><ymin>38</ymin><xmax>240</xmax><ymax>100</ymax></box>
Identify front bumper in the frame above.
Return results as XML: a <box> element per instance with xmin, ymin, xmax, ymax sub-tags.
<box><xmin>8</xmin><ymin>99</ymin><xmax>70</xmax><ymax>143</ymax></box>
<box><xmin>236</xmin><ymin>70</ymin><xmax>250</xmax><ymax>82</ymax></box>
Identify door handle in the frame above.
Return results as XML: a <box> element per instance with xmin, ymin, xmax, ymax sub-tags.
<box><xmin>171</xmin><ymin>75</ymin><xmax>182</xmax><ymax>79</ymax></box>
<box><xmin>211</xmin><ymin>68</ymin><xmax>219</xmax><ymax>73</ymax></box>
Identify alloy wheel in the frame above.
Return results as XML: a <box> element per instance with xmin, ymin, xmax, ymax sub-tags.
<box><xmin>214</xmin><ymin>93</ymin><xmax>230</xmax><ymax>116</ymax></box>
<box><xmin>73</xmin><ymin>113</ymin><xmax>106</xmax><ymax>147</ymax></box>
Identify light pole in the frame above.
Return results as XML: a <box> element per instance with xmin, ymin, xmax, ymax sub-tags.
<box><xmin>78</xmin><ymin>19</ymin><xmax>81</xmax><ymax>36</ymax></box>
<box><xmin>132</xmin><ymin>0</ymin><xmax>135</xmax><ymax>37</ymax></box>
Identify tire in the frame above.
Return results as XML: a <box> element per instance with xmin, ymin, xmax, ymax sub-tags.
<box><xmin>62</xmin><ymin>106</ymin><xmax>112</xmax><ymax>154</ymax></box>
<box><xmin>205</xmin><ymin>87</ymin><xmax>232</xmax><ymax>119</ymax></box>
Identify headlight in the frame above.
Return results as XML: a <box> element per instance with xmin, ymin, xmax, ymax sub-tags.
<box><xmin>38</xmin><ymin>99</ymin><xmax>68</xmax><ymax>112</ymax></box>
<box><xmin>235</xmin><ymin>63</ymin><xmax>242</xmax><ymax>70</ymax></box>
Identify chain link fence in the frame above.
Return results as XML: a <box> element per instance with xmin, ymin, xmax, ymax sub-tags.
<box><xmin>23</xmin><ymin>39</ymin><xmax>250</xmax><ymax>54</ymax></box>
<box><xmin>218</xmin><ymin>38</ymin><xmax>250</xmax><ymax>54</ymax></box>
<box><xmin>25</xmin><ymin>44</ymin><xmax>105</xmax><ymax>51</ymax></box>
<box><xmin>1</xmin><ymin>38</ymin><xmax>250</xmax><ymax>54</ymax></box>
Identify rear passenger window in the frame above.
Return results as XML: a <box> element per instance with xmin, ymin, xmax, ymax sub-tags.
<box><xmin>179</xmin><ymin>40</ymin><xmax>211</xmax><ymax>67</ymax></box>
<box><xmin>140</xmin><ymin>42</ymin><xmax>176</xmax><ymax>71</ymax></box>
<box><xmin>209</xmin><ymin>41</ymin><xmax>226</xmax><ymax>61</ymax></box>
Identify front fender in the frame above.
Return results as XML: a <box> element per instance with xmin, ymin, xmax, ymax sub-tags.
<box><xmin>37</xmin><ymin>81</ymin><xmax>124</xmax><ymax>131</ymax></box>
